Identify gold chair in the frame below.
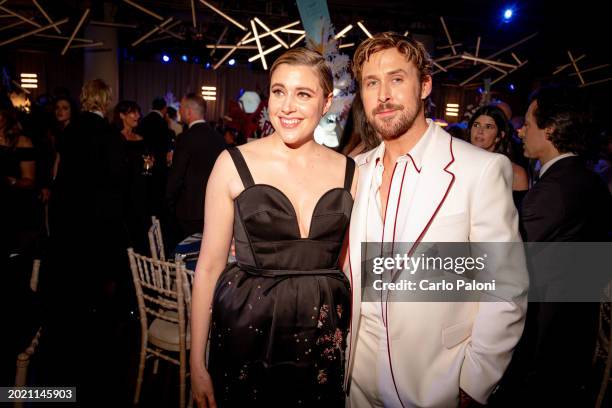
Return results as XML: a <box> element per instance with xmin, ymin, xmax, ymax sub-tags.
<box><xmin>148</xmin><ymin>216</ymin><xmax>166</xmax><ymax>261</ymax></box>
<box><xmin>128</xmin><ymin>248</ymin><xmax>191</xmax><ymax>407</ymax></box>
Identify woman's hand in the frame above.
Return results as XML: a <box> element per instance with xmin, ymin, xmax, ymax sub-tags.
<box><xmin>191</xmin><ymin>364</ymin><xmax>217</xmax><ymax>408</ymax></box>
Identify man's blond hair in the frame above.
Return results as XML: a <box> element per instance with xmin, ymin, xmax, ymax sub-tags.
<box><xmin>352</xmin><ymin>32</ymin><xmax>432</xmax><ymax>84</ymax></box>
<box><xmin>80</xmin><ymin>79</ymin><xmax>112</xmax><ymax>112</ymax></box>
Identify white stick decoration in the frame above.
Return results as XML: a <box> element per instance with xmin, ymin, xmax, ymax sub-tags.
<box><xmin>580</xmin><ymin>77</ymin><xmax>612</xmax><ymax>88</ymax></box>
<box><xmin>241</xmin><ymin>21</ymin><xmax>300</xmax><ymax>45</ymax></box>
<box><xmin>474</xmin><ymin>36</ymin><xmax>481</xmax><ymax>65</ymax></box>
<box><xmin>553</xmin><ymin>54</ymin><xmax>585</xmax><ymax>75</ymax></box>
<box><xmin>199</xmin><ymin>0</ymin><xmax>247</xmax><ymax>31</ymax></box>
<box><xmin>334</xmin><ymin>24</ymin><xmax>353</xmax><ymax>39</ymax></box>
<box><xmin>251</xmin><ymin>19</ymin><xmax>267</xmax><ymax>69</ymax></box>
<box><xmin>190</xmin><ymin>0</ymin><xmax>196</xmax><ymax>28</ymax></box>
<box><xmin>338</xmin><ymin>42</ymin><xmax>354</xmax><ymax>49</ymax></box>
<box><xmin>567</xmin><ymin>51</ymin><xmax>584</xmax><ymax>85</ymax></box>
<box><xmin>289</xmin><ymin>33</ymin><xmax>305</xmax><ymax>47</ymax></box>
<box><xmin>206</xmin><ymin>44</ymin><xmax>257</xmax><ymax>49</ymax></box>
<box><xmin>62</xmin><ymin>8</ymin><xmax>90</xmax><ymax>55</ymax></box>
<box><xmin>90</xmin><ymin>21</ymin><xmax>138</xmax><ymax>28</ymax></box>
<box><xmin>248</xmin><ymin>43</ymin><xmax>283</xmax><ymax>62</ymax></box>
<box><xmin>569</xmin><ymin>63</ymin><xmax>610</xmax><ymax>76</ymax></box>
<box><xmin>123</xmin><ymin>0</ymin><xmax>163</xmax><ymax>21</ymax></box>
<box><xmin>255</xmin><ymin>17</ymin><xmax>288</xmax><ymax>48</ymax></box>
<box><xmin>213</xmin><ymin>31</ymin><xmax>252</xmax><ymax>70</ymax></box>
<box><xmin>460</xmin><ymin>54</ymin><xmax>516</xmax><ymax>69</ymax></box>
<box><xmin>432</xmin><ymin>60</ymin><xmax>448</xmax><ymax>72</ymax></box>
<box><xmin>437</xmin><ymin>43</ymin><xmax>462</xmax><ymax>50</ymax></box>
<box><xmin>439</xmin><ymin>16</ymin><xmax>456</xmax><ymax>55</ymax></box>
<box><xmin>32</xmin><ymin>0</ymin><xmax>61</xmax><ymax>33</ymax></box>
<box><xmin>36</xmin><ymin>33</ymin><xmax>93</xmax><ymax>43</ymax></box>
<box><xmin>511</xmin><ymin>52</ymin><xmax>521</xmax><ymax>65</ymax></box>
<box><xmin>357</xmin><ymin>21</ymin><xmax>372</xmax><ymax>38</ymax></box>
<box><xmin>157</xmin><ymin>19</ymin><xmax>183</xmax><ymax>40</ymax></box>
<box><xmin>459</xmin><ymin>66</ymin><xmax>490</xmax><ymax>86</ymax></box>
<box><xmin>280</xmin><ymin>29</ymin><xmax>305</xmax><ymax>34</ymax></box>
<box><xmin>210</xmin><ymin>26</ymin><xmax>228</xmax><ymax>56</ymax></box>
<box><xmin>131</xmin><ymin>17</ymin><xmax>173</xmax><ymax>47</ymax></box>
<box><xmin>434</xmin><ymin>54</ymin><xmax>461</xmax><ymax>63</ymax></box>
<box><xmin>0</xmin><ymin>19</ymin><xmax>25</xmax><ymax>32</ymax></box>
<box><xmin>70</xmin><ymin>41</ymin><xmax>104</xmax><ymax>49</ymax></box>
<box><xmin>0</xmin><ymin>17</ymin><xmax>68</xmax><ymax>47</ymax></box>
<box><xmin>491</xmin><ymin>60</ymin><xmax>528</xmax><ymax>85</ymax></box>
<box><xmin>0</xmin><ymin>4</ymin><xmax>40</xmax><ymax>27</ymax></box>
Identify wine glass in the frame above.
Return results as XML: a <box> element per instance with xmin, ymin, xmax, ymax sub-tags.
<box><xmin>142</xmin><ymin>154</ymin><xmax>154</xmax><ymax>176</ymax></box>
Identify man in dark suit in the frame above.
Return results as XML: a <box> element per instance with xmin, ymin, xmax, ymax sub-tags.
<box><xmin>166</xmin><ymin>93</ymin><xmax>226</xmax><ymax>240</ymax></box>
<box><xmin>137</xmin><ymin>97</ymin><xmax>173</xmax><ymax>215</ymax></box>
<box><xmin>500</xmin><ymin>87</ymin><xmax>612</xmax><ymax>406</ymax></box>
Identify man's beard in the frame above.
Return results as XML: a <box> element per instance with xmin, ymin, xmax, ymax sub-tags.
<box><xmin>370</xmin><ymin>102</ymin><xmax>418</xmax><ymax>141</ymax></box>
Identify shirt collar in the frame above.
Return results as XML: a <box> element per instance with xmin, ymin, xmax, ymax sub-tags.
<box><xmin>91</xmin><ymin>110</ymin><xmax>104</xmax><ymax>118</ymax></box>
<box><xmin>189</xmin><ymin>119</ymin><xmax>206</xmax><ymax>129</ymax></box>
<box><xmin>152</xmin><ymin>110</ymin><xmax>164</xmax><ymax>118</ymax></box>
<box><xmin>374</xmin><ymin>119</ymin><xmax>434</xmax><ymax>172</ymax></box>
<box><xmin>540</xmin><ymin>152</ymin><xmax>577</xmax><ymax>177</ymax></box>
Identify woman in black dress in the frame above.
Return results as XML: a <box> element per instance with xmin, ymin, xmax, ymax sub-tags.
<box><xmin>191</xmin><ymin>48</ymin><xmax>356</xmax><ymax>407</ymax></box>
<box><xmin>113</xmin><ymin>100</ymin><xmax>150</xmax><ymax>253</ymax></box>
<box><xmin>0</xmin><ymin>108</ymin><xmax>37</xmax><ymax>254</ymax></box>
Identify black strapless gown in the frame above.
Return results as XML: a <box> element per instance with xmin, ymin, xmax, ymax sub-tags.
<box><xmin>208</xmin><ymin>147</ymin><xmax>354</xmax><ymax>407</ymax></box>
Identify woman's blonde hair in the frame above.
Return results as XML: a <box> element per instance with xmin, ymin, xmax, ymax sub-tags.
<box><xmin>270</xmin><ymin>47</ymin><xmax>333</xmax><ymax>97</ymax></box>
<box><xmin>80</xmin><ymin>79</ymin><xmax>112</xmax><ymax>112</ymax></box>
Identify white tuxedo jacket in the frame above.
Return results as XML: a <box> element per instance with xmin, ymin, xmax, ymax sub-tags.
<box><xmin>345</xmin><ymin>123</ymin><xmax>528</xmax><ymax>407</ymax></box>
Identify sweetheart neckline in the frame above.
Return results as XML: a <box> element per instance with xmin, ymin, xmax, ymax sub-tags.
<box><xmin>235</xmin><ymin>184</ymin><xmax>352</xmax><ymax>240</ymax></box>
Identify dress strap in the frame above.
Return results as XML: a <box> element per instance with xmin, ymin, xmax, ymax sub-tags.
<box><xmin>227</xmin><ymin>146</ymin><xmax>255</xmax><ymax>188</ymax></box>
<box><xmin>344</xmin><ymin>156</ymin><xmax>356</xmax><ymax>191</ymax></box>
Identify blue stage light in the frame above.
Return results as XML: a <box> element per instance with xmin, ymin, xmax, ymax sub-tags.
<box><xmin>161</xmin><ymin>54</ymin><xmax>170</xmax><ymax>63</ymax></box>
<box><xmin>503</xmin><ymin>8</ymin><xmax>514</xmax><ymax>22</ymax></box>
<box><xmin>181</xmin><ymin>54</ymin><xmax>188</xmax><ymax>62</ymax></box>
<box><xmin>205</xmin><ymin>62</ymin><xmax>212</xmax><ymax>69</ymax></box>
<box><xmin>509</xmin><ymin>83</ymin><xmax>515</xmax><ymax>91</ymax></box>
<box><xmin>228</xmin><ymin>58</ymin><xmax>236</xmax><ymax>66</ymax></box>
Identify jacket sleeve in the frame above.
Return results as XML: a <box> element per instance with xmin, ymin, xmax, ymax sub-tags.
<box><xmin>460</xmin><ymin>154</ymin><xmax>529</xmax><ymax>403</ymax></box>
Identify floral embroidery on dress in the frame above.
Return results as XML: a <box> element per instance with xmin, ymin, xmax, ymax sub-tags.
<box><xmin>317</xmin><ymin>369</ymin><xmax>328</xmax><ymax>384</ymax></box>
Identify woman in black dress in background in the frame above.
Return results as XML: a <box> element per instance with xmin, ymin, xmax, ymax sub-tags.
<box><xmin>190</xmin><ymin>48</ymin><xmax>356</xmax><ymax>407</ymax></box>
<box><xmin>0</xmin><ymin>108</ymin><xmax>37</xmax><ymax>254</ymax></box>
<box><xmin>113</xmin><ymin>100</ymin><xmax>150</xmax><ymax>253</ymax></box>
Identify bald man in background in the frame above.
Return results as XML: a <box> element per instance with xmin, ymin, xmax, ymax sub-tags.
<box><xmin>166</xmin><ymin>93</ymin><xmax>226</xmax><ymax>240</ymax></box>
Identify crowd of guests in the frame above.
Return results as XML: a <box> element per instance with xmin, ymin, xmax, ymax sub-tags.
<box><xmin>1</xmin><ymin>79</ymin><xmax>227</xmax><ymax>399</ymax></box>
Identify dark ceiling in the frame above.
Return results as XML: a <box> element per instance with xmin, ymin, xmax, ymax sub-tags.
<box><xmin>1</xmin><ymin>0</ymin><xmax>610</xmax><ymax>93</ymax></box>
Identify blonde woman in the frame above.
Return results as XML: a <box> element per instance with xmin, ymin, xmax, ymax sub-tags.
<box><xmin>190</xmin><ymin>48</ymin><xmax>357</xmax><ymax>407</ymax></box>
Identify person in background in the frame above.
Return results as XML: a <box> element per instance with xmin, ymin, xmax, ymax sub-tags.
<box><xmin>468</xmin><ymin>105</ymin><xmax>529</xmax><ymax>209</ymax></box>
<box><xmin>43</xmin><ymin>79</ymin><xmax>129</xmax><ymax>405</ymax></box>
<box><xmin>114</xmin><ymin>100</ymin><xmax>151</xmax><ymax>253</ymax></box>
<box><xmin>340</xmin><ymin>89</ymin><xmax>379</xmax><ymax>157</ymax></box>
<box><xmin>137</xmin><ymin>97</ymin><xmax>173</xmax><ymax>216</ymax></box>
<box><xmin>0</xmin><ymin>108</ymin><xmax>36</xmax><ymax>255</ymax></box>
<box><xmin>166</xmin><ymin>106</ymin><xmax>184</xmax><ymax>138</ymax></box>
<box><xmin>509</xmin><ymin>86</ymin><xmax>612</xmax><ymax>406</ymax></box>
<box><xmin>166</xmin><ymin>93</ymin><xmax>226</xmax><ymax>240</ymax></box>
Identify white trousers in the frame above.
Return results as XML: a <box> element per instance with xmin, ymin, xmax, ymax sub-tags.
<box><xmin>349</xmin><ymin>318</ymin><xmax>403</xmax><ymax>408</ymax></box>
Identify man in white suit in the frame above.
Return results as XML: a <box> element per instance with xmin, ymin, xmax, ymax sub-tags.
<box><xmin>346</xmin><ymin>32</ymin><xmax>528</xmax><ymax>407</ymax></box>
